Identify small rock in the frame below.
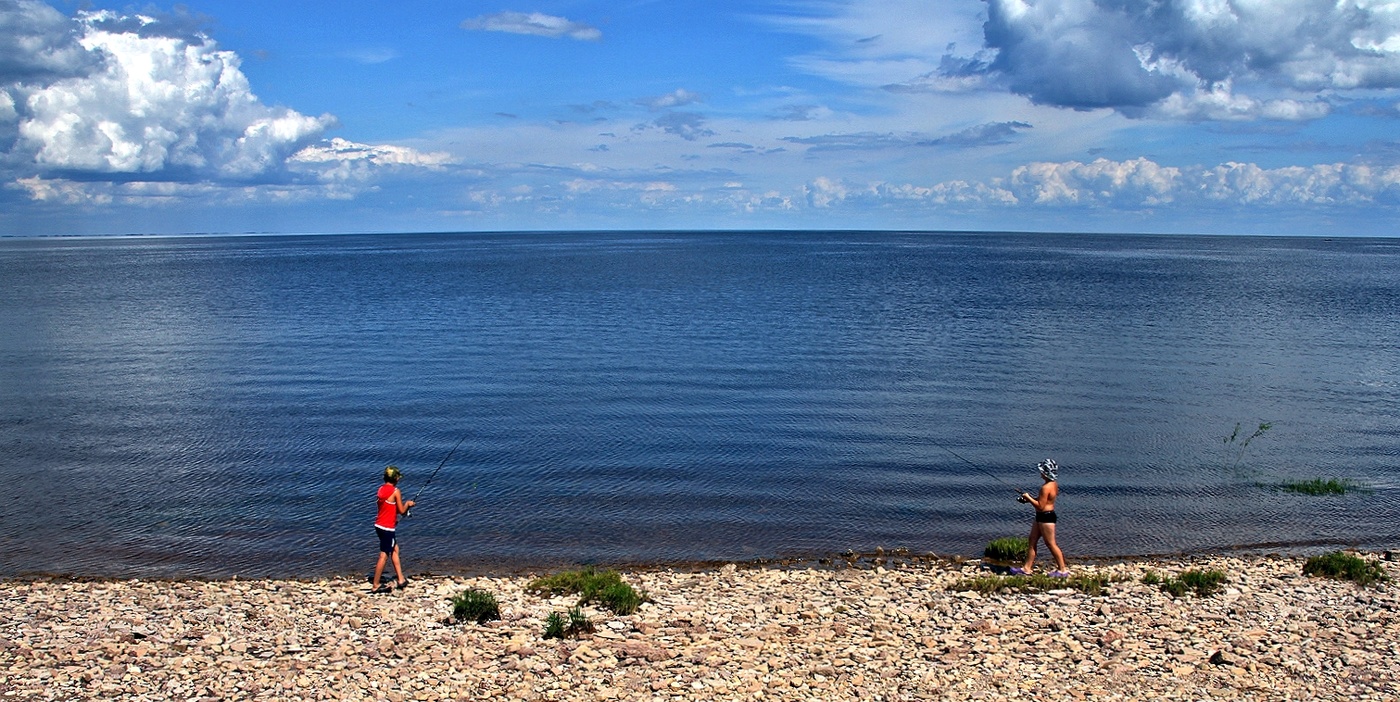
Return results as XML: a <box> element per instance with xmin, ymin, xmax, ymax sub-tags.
<box><xmin>1209</xmin><ymin>650</ymin><xmax>1238</xmax><ymax>666</ymax></box>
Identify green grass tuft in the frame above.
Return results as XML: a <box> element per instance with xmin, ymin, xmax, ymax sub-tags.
<box><xmin>1279</xmin><ymin>478</ymin><xmax>1365</xmax><ymax>496</ymax></box>
<box><xmin>543</xmin><ymin>611</ymin><xmax>567</xmax><ymax>639</ymax></box>
<box><xmin>983</xmin><ymin>537</ymin><xmax>1029</xmax><ymax>563</ymax></box>
<box><xmin>1303</xmin><ymin>552</ymin><xmax>1390</xmax><ymax>587</ymax></box>
<box><xmin>527</xmin><ymin>567</ymin><xmax>648</xmax><ymax>615</ymax></box>
<box><xmin>450</xmin><ymin>588</ymin><xmax>501</xmax><ymax>625</ymax></box>
<box><xmin>951</xmin><ymin>572</ymin><xmax>1122</xmax><ymax>596</ymax></box>
<box><xmin>543</xmin><ymin>606</ymin><xmax>595</xmax><ymax>639</ymax></box>
<box><xmin>1153</xmin><ymin>568</ymin><xmax>1227</xmax><ymax>598</ymax></box>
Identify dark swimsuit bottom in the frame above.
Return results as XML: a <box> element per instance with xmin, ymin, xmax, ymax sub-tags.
<box><xmin>376</xmin><ymin>526</ymin><xmax>397</xmax><ymax>553</ymax></box>
<box><xmin>1035</xmin><ymin>510</ymin><xmax>1058</xmax><ymax>524</ymax></box>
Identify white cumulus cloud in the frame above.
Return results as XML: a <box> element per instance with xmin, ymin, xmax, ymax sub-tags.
<box><xmin>0</xmin><ymin>0</ymin><xmax>96</xmax><ymax>83</ymax></box>
<box><xmin>778</xmin><ymin>0</ymin><xmax>1400</xmax><ymax>121</ymax></box>
<box><xmin>980</xmin><ymin>0</ymin><xmax>1400</xmax><ymax>120</ymax></box>
<box><xmin>1009</xmin><ymin>157</ymin><xmax>1183</xmax><ymax>206</ymax></box>
<box><xmin>287</xmin><ymin>138</ymin><xmax>456</xmax><ymax>196</ymax></box>
<box><xmin>0</xmin><ymin>1</ymin><xmax>456</xmax><ymax>207</ymax></box>
<box><xmin>5</xmin><ymin>4</ymin><xmax>333</xmax><ymax>181</ymax></box>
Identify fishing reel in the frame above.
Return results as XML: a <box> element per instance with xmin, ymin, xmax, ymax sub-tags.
<box><xmin>1016</xmin><ymin>493</ymin><xmax>1030</xmax><ymax>503</ymax></box>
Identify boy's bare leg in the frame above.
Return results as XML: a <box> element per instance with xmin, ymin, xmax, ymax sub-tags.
<box><xmin>391</xmin><ymin>546</ymin><xmax>405</xmax><ymax>585</ymax></box>
<box><xmin>372</xmin><ymin>552</ymin><xmax>388</xmax><ymax>589</ymax></box>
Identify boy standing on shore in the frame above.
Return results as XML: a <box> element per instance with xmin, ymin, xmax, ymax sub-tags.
<box><xmin>371</xmin><ymin>466</ymin><xmax>413</xmax><ymax>594</ymax></box>
<box><xmin>1011</xmin><ymin>459</ymin><xmax>1069</xmax><ymax>577</ymax></box>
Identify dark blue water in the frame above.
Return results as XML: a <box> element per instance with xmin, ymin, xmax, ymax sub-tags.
<box><xmin>2</xmin><ymin>231</ymin><xmax>1398</xmax><ymax>577</ymax></box>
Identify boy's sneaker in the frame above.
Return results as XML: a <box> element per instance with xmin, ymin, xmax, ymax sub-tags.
<box><xmin>371</xmin><ymin>584</ymin><xmax>393</xmax><ymax>594</ymax></box>
<box><xmin>1008</xmin><ymin>567</ymin><xmax>1027</xmax><ymax>575</ymax></box>
<box><xmin>1049</xmin><ymin>571</ymin><xmax>1070</xmax><ymax>578</ymax></box>
<box><xmin>396</xmin><ymin>578</ymin><xmax>410</xmax><ymax>590</ymax></box>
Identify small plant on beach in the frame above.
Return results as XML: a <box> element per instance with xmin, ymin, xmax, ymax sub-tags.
<box><xmin>527</xmin><ymin>567</ymin><xmax>648</xmax><ymax>615</ymax></box>
<box><xmin>1280</xmin><ymin>478</ymin><xmax>1366</xmax><ymax>496</ymax></box>
<box><xmin>543</xmin><ymin>610</ymin><xmax>571</xmax><ymax>638</ymax></box>
<box><xmin>543</xmin><ymin>611</ymin><xmax>567</xmax><ymax>639</ymax></box>
<box><xmin>1140</xmin><ymin>570</ymin><xmax>1162</xmax><ymax>586</ymax></box>
<box><xmin>1303</xmin><ymin>552</ymin><xmax>1390</xmax><ymax>587</ymax></box>
<box><xmin>951</xmin><ymin>572</ymin><xmax>1122</xmax><ymax>596</ymax></box>
<box><xmin>1153</xmin><ymin>568</ymin><xmax>1227</xmax><ymax>598</ymax></box>
<box><xmin>451</xmin><ymin>588</ymin><xmax>501</xmax><ymax>625</ymax></box>
<box><xmin>543</xmin><ymin>606</ymin><xmax>595</xmax><ymax>640</ymax></box>
<box><xmin>983</xmin><ymin>537</ymin><xmax>1029</xmax><ymax>563</ymax></box>
<box><xmin>1179</xmin><ymin>568</ymin><xmax>1227</xmax><ymax>596</ymax></box>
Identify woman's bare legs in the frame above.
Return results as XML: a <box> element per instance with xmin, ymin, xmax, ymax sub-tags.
<box><xmin>1022</xmin><ymin>521</ymin><xmax>1041</xmax><ymax>572</ymax></box>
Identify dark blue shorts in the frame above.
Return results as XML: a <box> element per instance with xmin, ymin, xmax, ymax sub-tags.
<box><xmin>376</xmin><ymin>526</ymin><xmax>397</xmax><ymax>554</ymax></box>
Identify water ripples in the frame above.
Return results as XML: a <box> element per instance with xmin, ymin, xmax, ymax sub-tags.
<box><xmin>1</xmin><ymin>232</ymin><xmax>1398</xmax><ymax>576</ymax></box>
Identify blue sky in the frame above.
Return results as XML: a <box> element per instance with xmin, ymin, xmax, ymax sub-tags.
<box><xmin>4</xmin><ymin>0</ymin><xmax>1400</xmax><ymax>236</ymax></box>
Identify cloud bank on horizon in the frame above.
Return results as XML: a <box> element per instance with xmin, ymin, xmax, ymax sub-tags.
<box><xmin>3</xmin><ymin>0</ymin><xmax>1400</xmax><ymax>235</ymax></box>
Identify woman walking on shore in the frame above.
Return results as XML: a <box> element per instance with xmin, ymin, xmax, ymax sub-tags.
<box><xmin>1011</xmin><ymin>459</ymin><xmax>1068</xmax><ymax>577</ymax></box>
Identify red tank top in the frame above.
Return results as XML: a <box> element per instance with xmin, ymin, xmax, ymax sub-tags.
<box><xmin>376</xmin><ymin>483</ymin><xmax>398</xmax><ymax>530</ymax></box>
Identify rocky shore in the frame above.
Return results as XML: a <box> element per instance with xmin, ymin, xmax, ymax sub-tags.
<box><xmin>3</xmin><ymin>552</ymin><xmax>1397</xmax><ymax>701</ymax></box>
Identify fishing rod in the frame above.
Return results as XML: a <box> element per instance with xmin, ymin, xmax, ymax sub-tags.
<box><xmin>406</xmin><ymin>433</ymin><xmax>468</xmax><ymax>517</ymax></box>
<box><xmin>925</xmin><ymin>435</ymin><xmax>1024</xmax><ymax>494</ymax></box>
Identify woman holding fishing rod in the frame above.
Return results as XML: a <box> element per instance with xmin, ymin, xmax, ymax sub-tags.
<box><xmin>925</xmin><ymin>438</ymin><xmax>1070</xmax><ymax>576</ymax></box>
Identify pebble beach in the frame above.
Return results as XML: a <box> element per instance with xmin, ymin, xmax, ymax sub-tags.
<box><xmin>3</xmin><ymin>552</ymin><xmax>1397</xmax><ymax>701</ymax></box>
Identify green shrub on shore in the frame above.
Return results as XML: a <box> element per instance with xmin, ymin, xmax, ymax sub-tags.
<box><xmin>1303</xmin><ymin>552</ymin><xmax>1390</xmax><ymax>587</ymax></box>
<box><xmin>952</xmin><ymin>572</ymin><xmax>1121</xmax><ymax>596</ymax></box>
<box><xmin>1147</xmin><ymin>568</ymin><xmax>1227</xmax><ymax>597</ymax></box>
<box><xmin>451</xmin><ymin>588</ymin><xmax>501</xmax><ymax>625</ymax></box>
<box><xmin>596</xmin><ymin>581</ymin><xmax>644</xmax><ymax>615</ymax></box>
<box><xmin>527</xmin><ymin>567</ymin><xmax>648</xmax><ymax>615</ymax></box>
<box><xmin>983</xmin><ymin>537</ymin><xmax>1029</xmax><ymax>563</ymax></box>
<box><xmin>543</xmin><ymin>606</ymin><xmax>594</xmax><ymax>639</ymax></box>
<box><xmin>1279</xmin><ymin>478</ymin><xmax>1365</xmax><ymax>496</ymax></box>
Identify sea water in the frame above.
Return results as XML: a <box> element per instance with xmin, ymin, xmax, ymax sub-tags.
<box><xmin>2</xmin><ymin>231</ymin><xmax>1397</xmax><ymax>577</ymax></box>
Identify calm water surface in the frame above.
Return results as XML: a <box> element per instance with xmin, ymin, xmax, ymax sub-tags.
<box><xmin>2</xmin><ymin>231</ymin><xmax>1398</xmax><ymax>577</ymax></box>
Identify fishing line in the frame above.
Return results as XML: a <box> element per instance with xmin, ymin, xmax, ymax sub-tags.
<box><xmin>925</xmin><ymin>435</ymin><xmax>1022</xmax><ymax>493</ymax></box>
<box><xmin>406</xmin><ymin>433</ymin><xmax>468</xmax><ymax>517</ymax></box>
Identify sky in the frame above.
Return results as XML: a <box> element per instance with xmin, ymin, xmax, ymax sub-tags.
<box><xmin>4</xmin><ymin>0</ymin><xmax>1400</xmax><ymax>236</ymax></box>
